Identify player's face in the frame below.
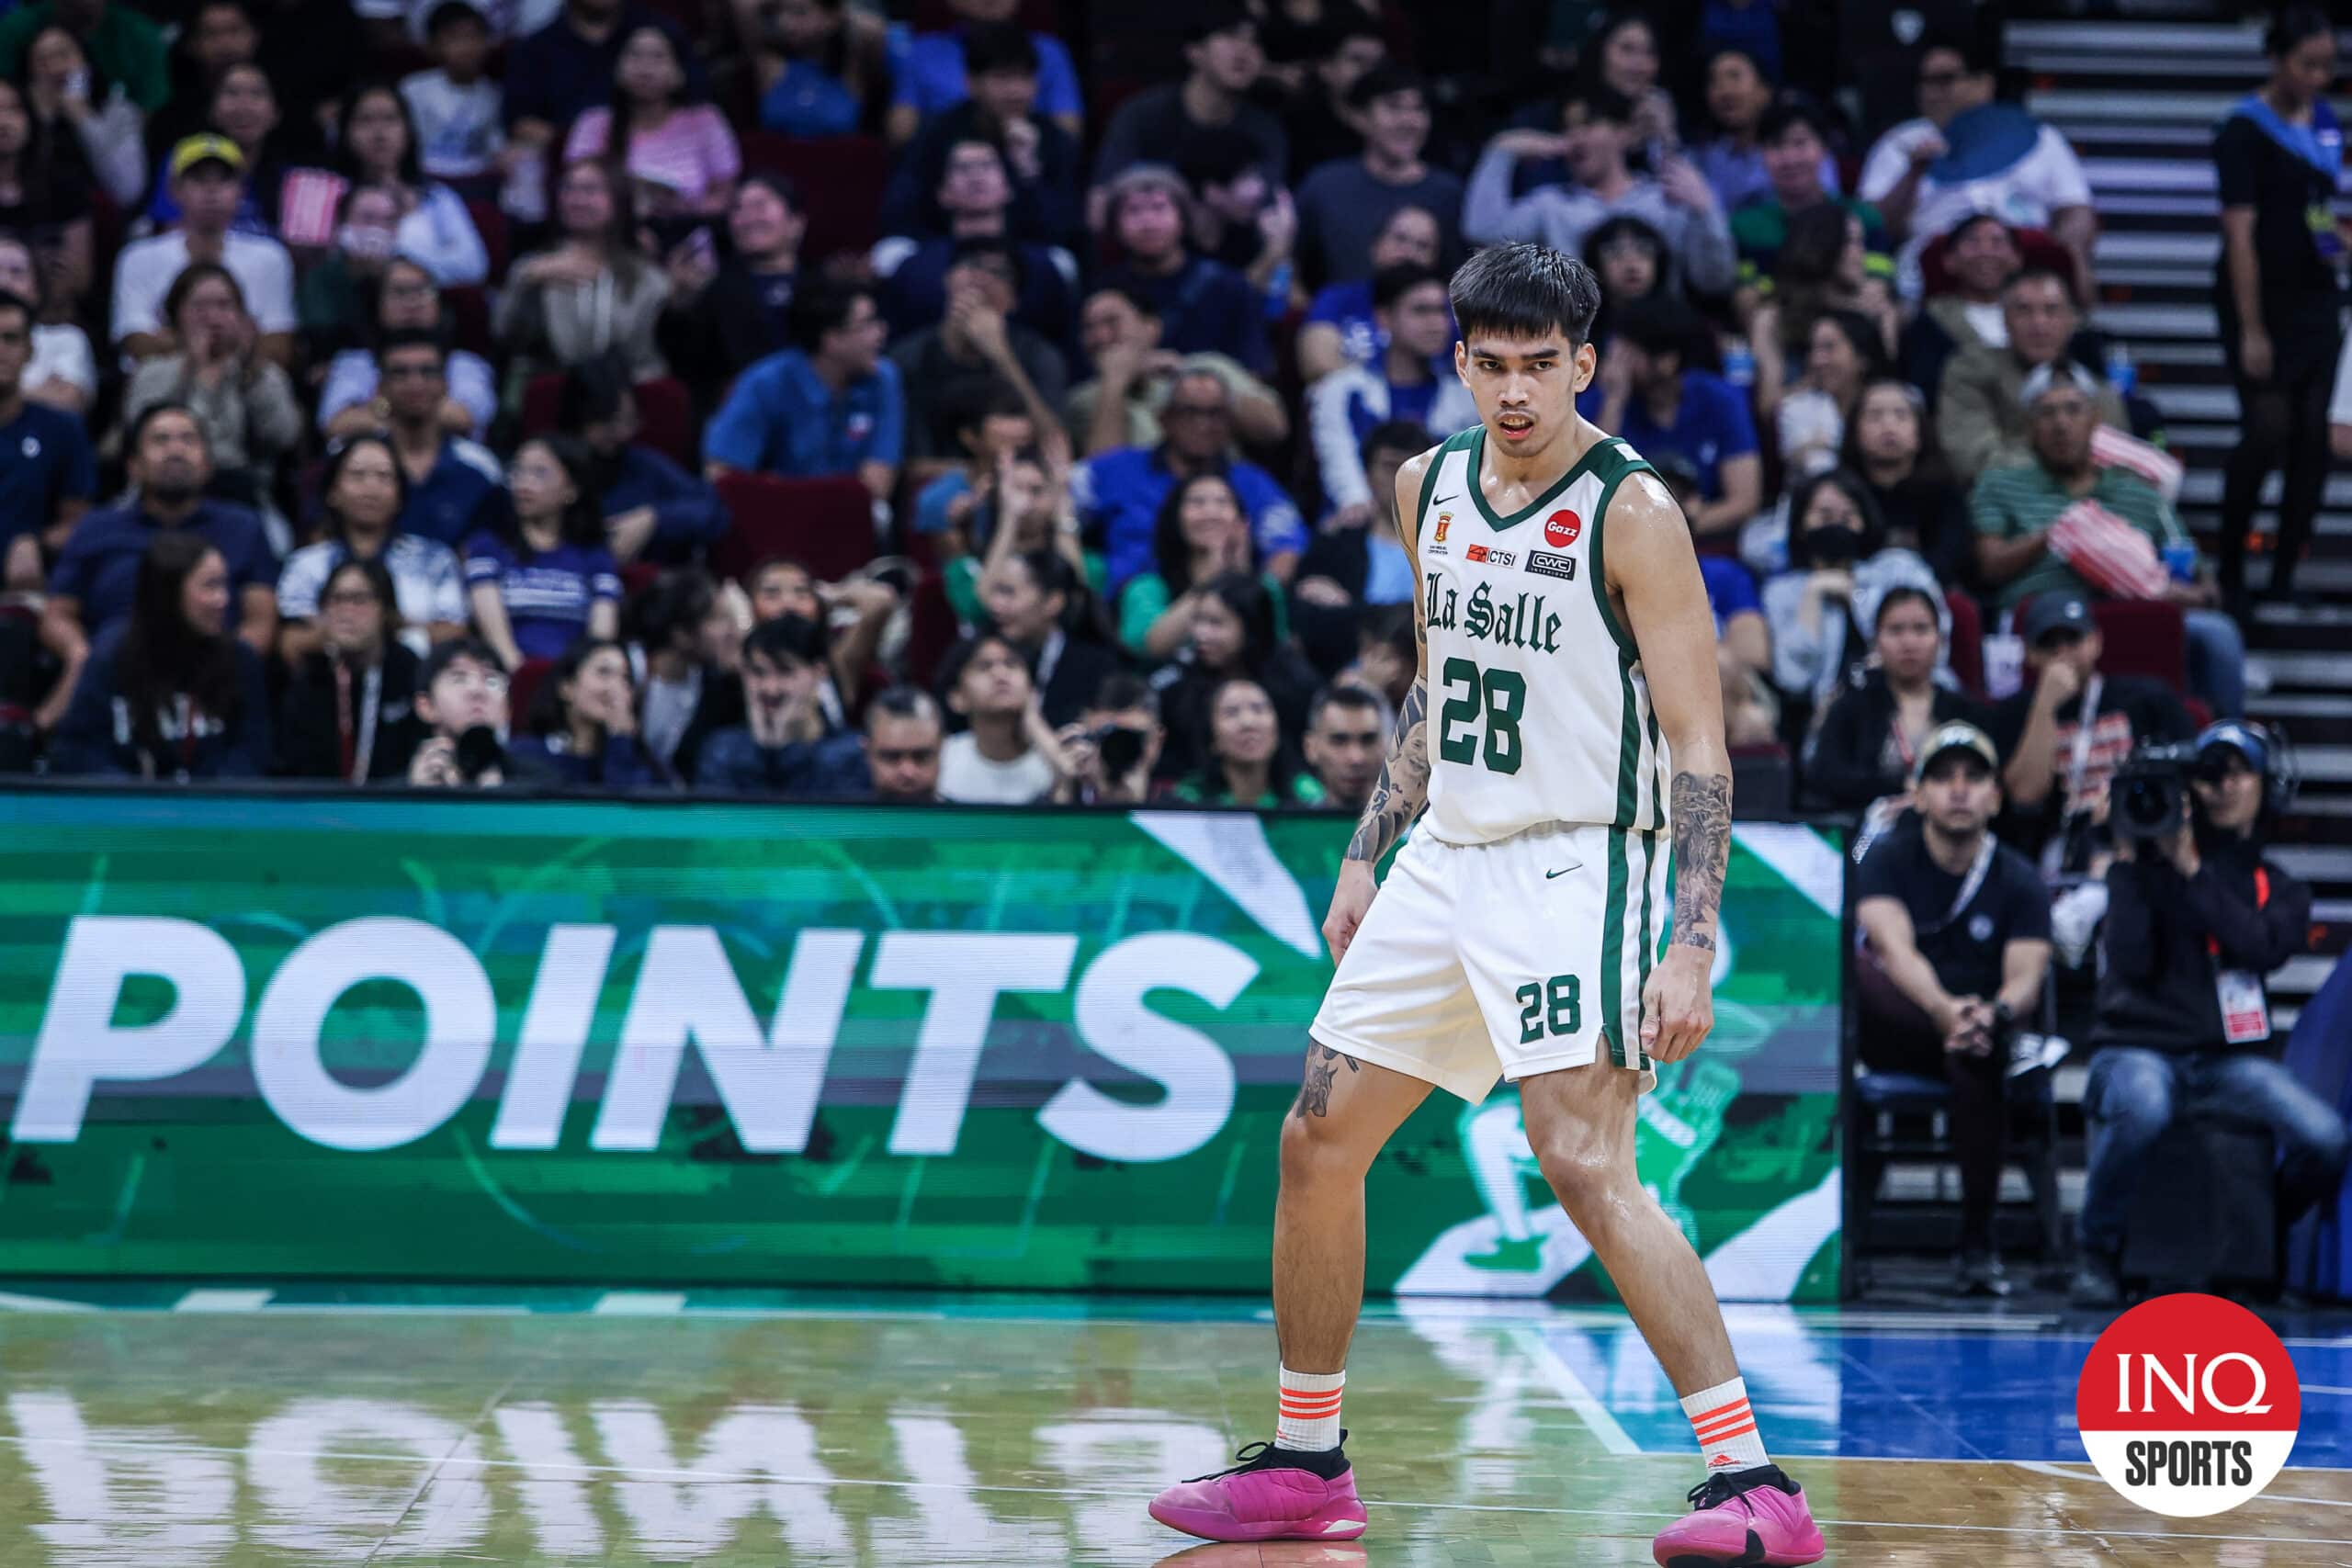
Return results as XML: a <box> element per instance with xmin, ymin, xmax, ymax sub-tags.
<box><xmin>1456</xmin><ymin>333</ymin><xmax>1593</xmax><ymax>458</ymax></box>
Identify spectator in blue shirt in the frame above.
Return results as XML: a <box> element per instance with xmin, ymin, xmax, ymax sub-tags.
<box><xmin>1074</xmin><ymin>367</ymin><xmax>1305</xmax><ymax>593</ymax></box>
<box><xmin>873</xmin><ymin>134</ymin><xmax>1076</xmax><ymax>344</ymax></box>
<box><xmin>374</xmin><ymin>332</ymin><xmax>508</xmax><ymax>547</ymax></box>
<box><xmin>561</xmin><ymin>358</ymin><xmax>727</xmax><ymax>563</ymax></box>
<box><xmin>704</xmin><ymin>281</ymin><xmax>904</xmax><ymax>502</ymax></box>
<box><xmin>882</xmin><ymin>22</ymin><xmax>1082</xmax><ymax>248</ymax></box>
<box><xmin>699</xmin><ymin>613</ymin><xmax>869</xmax><ymax>795</ymax></box>
<box><xmin>0</xmin><ymin>288</ymin><xmax>95</xmax><ymax>589</ymax></box>
<box><xmin>464</xmin><ymin>434</ymin><xmax>622</xmax><ymax>668</ymax></box>
<box><xmin>50</xmin><ymin>529</ymin><xmax>272</xmax><ymax>781</ymax></box>
<box><xmin>1589</xmin><ymin>297</ymin><xmax>1763</xmax><ymax>539</ymax></box>
<box><xmin>40</xmin><ymin>404</ymin><xmax>277</xmax><ymax>730</ymax></box>
<box><xmin>1095</xmin><ymin>165</ymin><xmax>1269</xmax><ymax>374</ymax></box>
<box><xmin>1306</xmin><ymin>265</ymin><xmax>1479</xmax><ymax>513</ymax></box>
<box><xmin>509</xmin><ymin>637</ymin><xmax>666</xmax><ymax>787</ymax></box>
<box><xmin>887</xmin><ymin>0</ymin><xmax>1083</xmax><ymax>146</ymax></box>
<box><xmin>1295</xmin><ymin>203</ymin><xmax>1442</xmax><ymax>382</ymax></box>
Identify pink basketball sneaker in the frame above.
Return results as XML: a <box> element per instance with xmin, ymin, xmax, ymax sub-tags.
<box><xmin>1651</xmin><ymin>1464</ymin><xmax>1826</xmax><ymax>1566</ymax></box>
<box><xmin>1148</xmin><ymin>1436</ymin><xmax>1368</xmax><ymax>1543</ymax></box>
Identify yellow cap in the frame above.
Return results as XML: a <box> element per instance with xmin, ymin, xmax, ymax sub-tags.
<box><xmin>169</xmin><ymin>133</ymin><xmax>245</xmax><ymax>179</ymax></box>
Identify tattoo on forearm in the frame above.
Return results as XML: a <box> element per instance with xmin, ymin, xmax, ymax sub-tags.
<box><xmin>1668</xmin><ymin>771</ymin><xmax>1732</xmax><ymax>953</ymax></box>
<box><xmin>1294</xmin><ymin>1044</ymin><xmax>1361</xmax><ymax>1119</ymax></box>
<box><xmin>1345</xmin><ymin>674</ymin><xmax>1430</xmax><ymax>863</ymax></box>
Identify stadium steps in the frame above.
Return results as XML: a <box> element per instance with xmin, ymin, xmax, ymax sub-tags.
<box><xmin>2010</xmin><ymin>17</ymin><xmax>2346</xmax><ymax>1022</ymax></box>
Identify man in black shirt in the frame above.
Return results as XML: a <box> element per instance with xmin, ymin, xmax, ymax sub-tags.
<box><xmin>1986</xmin><ymin>592</ymin><xmax>2194</xmax><ymax>875</ymax></box>
<box><xmin>2072</xmin><ymin>721</ymin><xmax>2346</xmax><ymax>1305</ymax></box>
<box><xmin>1854</xmin><ymin>721</ymin><xmax>2053</xmax><ymax>1295</ymax></box>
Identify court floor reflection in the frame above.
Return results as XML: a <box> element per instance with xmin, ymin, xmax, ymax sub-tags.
<box><xmin>0</xmin><ymin>1294</ymin><xmax>2344</xmax><ymax>1564</ymax></box>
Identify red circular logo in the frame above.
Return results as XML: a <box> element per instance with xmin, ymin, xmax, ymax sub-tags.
<box><xmin>1544</xmin><ymin>510</ymin><xmax>1582</xmax><ymax>549</ymax></box>
<box><xmin>2075</xmin><ymin>1292</ymin><xmax>2301</xmax><ymax>1517</ymax></box>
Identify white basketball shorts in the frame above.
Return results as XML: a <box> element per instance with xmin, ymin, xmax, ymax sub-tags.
<box><xmin>1309</xmin><ymin>820</ymin><xmax>1668</xmax><ymax>1103</ymax></box>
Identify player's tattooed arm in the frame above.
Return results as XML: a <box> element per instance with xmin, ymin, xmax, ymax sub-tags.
<box><xmin>1668</xmin><ymin>771</ymin><xmax>1732</xmax><ymax>953</ymax></box>
<box><xmin>1344</xmin><ymin>668</ymin><xmax>1429</xmax><ymax>863</ymax></box>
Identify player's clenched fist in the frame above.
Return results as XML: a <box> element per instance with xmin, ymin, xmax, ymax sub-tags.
<box><xmin>1640</xmin><ymin>945</ymin><xmax>1714</xmax><ymax>1063</ymax></box>
<box><xmin>1323</xmin><ymin>861</ymin><xmax>1379</xmax><ymax>965</ymax></box>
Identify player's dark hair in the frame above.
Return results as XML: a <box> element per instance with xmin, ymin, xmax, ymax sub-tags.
<box><xmin>1448</xmin><ymin>243</ymin><xmax>1602</xmax><ymax>350</ymax></box>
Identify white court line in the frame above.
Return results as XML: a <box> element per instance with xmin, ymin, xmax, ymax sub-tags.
<box><xmin>173</xmin><ymin>1289</ymin><xmax>274</xmax><ymax>1313</ymax></box>
<box><xmin>2304</xmin><ymin>1384</ymin><xmax>2352</xmax><ymax>1396</ymax></box>
<box><xmin>2</xmin><ymin>1432</ymin><xmax>2348</xmax><ymax>1547</ymax></box>
<box><xmin>1510</xmin><ymin>1326</ymin><xmax>1641</xmax><ymax>1455</ymax></box>
<box><xmin>0</xmin><ymin>1292</ymin><xmax>96</xmax><ymax>1313</ymax></box>
<box><xmin>2009</xmin><ymin>1459</ymin><xmax>2352</xmax><ymax>1509</ymax></box>
<box><xmin>589</xmin><ymin>1292</ymin><xmax>687</xmax><ymax>1315</ymax></box>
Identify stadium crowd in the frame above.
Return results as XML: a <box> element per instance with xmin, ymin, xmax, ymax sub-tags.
<box><xmin>0</xmin><ymin>0</ymin><xmax>2276</xmax><ymax>824</ymax></box>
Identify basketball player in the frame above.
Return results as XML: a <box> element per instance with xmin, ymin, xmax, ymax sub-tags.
<box><xmin>1148</xmin><ymin>244</ymin><xmax>1826</xmax><ymax>1564</ymax></box>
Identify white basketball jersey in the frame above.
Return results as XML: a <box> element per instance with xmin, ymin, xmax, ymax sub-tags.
<box><xmin>1413</xmin><ymin>426</ymin><xmax>1671</xmax><ymax>846</ymax></box>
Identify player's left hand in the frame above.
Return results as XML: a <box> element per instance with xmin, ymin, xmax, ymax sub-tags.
<box><xmin>1640</xmin><ymin>945</ymin><xmax>1714</xmax><ymax>1064</ymax></box>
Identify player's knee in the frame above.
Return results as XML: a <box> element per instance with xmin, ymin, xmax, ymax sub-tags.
<box><xmin>1531</xmin><ymin>1131</ymin><xmax>1622</xmax><ymax>1222</ymax></box>
<box><xmin>1280</xmin><ymin>1103</ymin><xmax>1374</xmax><ymax>1186</ymax></box>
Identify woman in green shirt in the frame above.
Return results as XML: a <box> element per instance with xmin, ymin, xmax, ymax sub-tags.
<box><xmin>1118</xmin><ymin>470</ymin><xmax>1285</xmax><ymax>660</ymax></box>
<box><xmin>1172</xmin><ymin>675</ymin><xmax>1326</xmax><ymax>809</ymax></box>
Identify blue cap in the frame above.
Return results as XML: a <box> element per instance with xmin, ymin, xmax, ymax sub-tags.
<box><xmin>2197</xmin><ymin>720</ymin><xmax>2269</xmax><ymax>773</ymax></box>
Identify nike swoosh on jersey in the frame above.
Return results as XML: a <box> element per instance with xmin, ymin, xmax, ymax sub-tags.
<box><xmin>1544</xmin><ymin>863</ymin><xmax>1583</xmax><ymax>879</ymax></box>
<box><xmin>1432</xmin><ymin>491</ymin><xmax>1460</xmax><ymax>504</ymax></box>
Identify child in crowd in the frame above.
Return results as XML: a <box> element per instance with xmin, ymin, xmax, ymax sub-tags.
<box><xmin>401</xmin><ymin>0</ymin><xmax>505</xmax><ymax>197</ymax></box>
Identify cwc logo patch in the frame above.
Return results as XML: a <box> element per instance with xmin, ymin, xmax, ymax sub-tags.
<box><xmin>1433</xmin><ymin>517</ymin><xmax>1450</xmax><ymax>542</ymax></box>
<box><xmin>1526</xmin><ymin>550</ymin><xmax>1577</xmax><ymax>581</ymax></box>
<box><xmin>1544</xmin><ymin>509</ymin><xmax>1582</xmax><ymax>548</ymax></box>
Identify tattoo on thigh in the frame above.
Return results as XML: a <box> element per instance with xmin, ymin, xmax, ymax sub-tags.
<box><xmin>1295</xmin><ymin>1044</ymin><xmax>1362</xmax><ymax>1118</ymax></box>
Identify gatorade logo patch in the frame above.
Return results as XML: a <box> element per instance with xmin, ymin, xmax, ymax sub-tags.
<box><xmin>2076</xmin><ymin>1293</ymin><xmax>2300</xmax><ymax>1517</ymax></box>
<box><xmin>1544</xmin><ymin>510</ymin><xmax>1581</xmax><ymax>548</ymax></box>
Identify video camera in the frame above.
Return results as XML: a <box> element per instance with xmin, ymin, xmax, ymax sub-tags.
<box><xmin>2110</xmin><ymin>741</ymin><xmax>2199</xmax><ymax>841</ymax></box>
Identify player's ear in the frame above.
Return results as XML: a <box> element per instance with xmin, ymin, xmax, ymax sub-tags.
<box><xmin>1573</xmin><ymin>339</ymin><xmax>1598</xmax><ymax>394</ymax></box>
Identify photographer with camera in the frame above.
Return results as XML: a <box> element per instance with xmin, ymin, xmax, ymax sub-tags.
<box><xmin>1854</xmin><ymin>722</ymin><xmax>2054</xmax><ymax>1296</ymax></box>
<box><xmin>404</xmin><ymin>638</ymin><xmax>558</xmax><ymax>789</ymax></box>
<box><xmin>2071</xmin><ymin>721</ymin><xmax>2347</xmax><ymax>1306</ymax></box>
<box><xmin>1051</xmin><ymin>673</ymin><xmax>1164</xmax><ymax>806</ymax></box>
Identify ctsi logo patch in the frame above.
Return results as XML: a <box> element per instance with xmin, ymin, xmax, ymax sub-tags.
<box><xmin>1464</xmin><ymin>545</ymin><xmax>1516</xmax><ymax>567</ymax></box>
<box><xmin>2076</xmin><ymin>1293</ymin><xmax>2300</xmax><ymax>1517</ymax></box>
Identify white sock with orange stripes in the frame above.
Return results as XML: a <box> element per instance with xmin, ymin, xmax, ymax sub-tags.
<box><xmin>1274</xmin><ymin>1366</ymin><xmax>1345</xmax><ymax>1451</ymax></box>
<box><xmin>1681</xmin><ymin>1376</ymin><xmax>1770</xmax><ymax>1474</ymax></box>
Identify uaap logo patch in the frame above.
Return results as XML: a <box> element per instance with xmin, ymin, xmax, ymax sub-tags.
<box><xmin>1434</xmin><ymin>515</ymin><xmax>1451</xmax><ymax>542</ymax></box>
<box><xmin>1526</xmin><ymin>550</ymin><xmax>1577</xmax><ymax>581</ymax></box>
<box><xmin>1544</xmin><ymin>509</ymin><xmax>1582</xmax><ymax>549</ymax></box>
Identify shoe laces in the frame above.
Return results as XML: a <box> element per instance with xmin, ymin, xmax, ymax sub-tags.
<box><xmin>1687</xmin><ymin>1465</ymin><xmax>1788</xmax><ymax>1512</ymax></box>
<box><xmin>1184</xmin><ymin>1434</ymin><xmax>1347</xmax><ymax>1484</ymax></box>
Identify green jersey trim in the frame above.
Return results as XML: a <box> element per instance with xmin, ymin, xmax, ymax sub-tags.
<box><xmin>1464</xmin><ymin>426</ymin><xmax>1612</xmax><ymax>532</ymax></box>
<box><xmin>1584</xmin><ymin>457</ymin><xmax>1652</xmax><ymax>663</ymax></box>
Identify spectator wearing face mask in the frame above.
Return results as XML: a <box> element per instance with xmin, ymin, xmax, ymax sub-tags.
<box><xmin>1295</xmin><ymin>202</ymin><xmax>1444</xmax><ymax>383</ymax></box>
<box><xmin>862</xmin><ymin>683</ymin><xmax>946</xmax><ymax>804</ymax></box>
<box><xmin>934</xmin><ymin>627</ymin><xmax>1059</xmax><ymax>804</ymax></box>
<box><xmin>275</xmin><ymin>556</ymin><xmax>424</xmax><ymax>783</ymax></box>
<box><xmin>1762</xmin><ymin>467</ymin><xmax>1942</xmax><ymax>716</ymax></box>
<box><xmin>1300</xmin><ymin>680</ymin><xmax>1389</xmax><ymax>816</ymax></box>
<box><xmin>508</xmin><ymin>636</ymin><xmax>665</xmax><ymax>787</ymax></box>
<box><xmin>698</xmin><ymin>612</ymin><xmax>869</xmax><ymax>796</ymax></box>
<box><xmin>50</xmin><ymin>530</ymin><xmax>270</xmax><ymax>780</ymax></box>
